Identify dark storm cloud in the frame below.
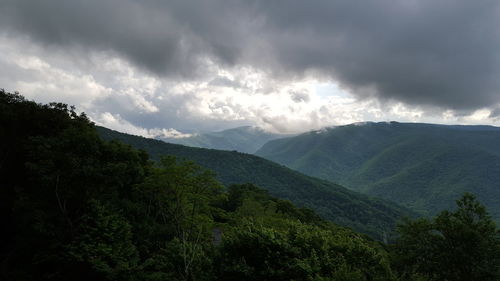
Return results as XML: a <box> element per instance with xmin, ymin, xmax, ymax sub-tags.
<box><xmin>255</xmin><ymin>0</ymin><xmax>500</xmax><ymax>109</ymax></box>
<box><xmin>0</xmin><ymin>0</ymin><xmax>207</xmax><ymax>77</ymax></box>
<box><xmin>1</xmin><ymin>0</ymin><xmax>500</xmax><ymax>110</ymax></box>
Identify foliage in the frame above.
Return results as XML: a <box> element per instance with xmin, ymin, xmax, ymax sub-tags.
<box><xmin>2</xmin><ymin>90</ymin><xmax>498</xmax><ymax>281</ymax></box>
<box><xmin>67</xmin><ymin>200</ymin><xmax>138</xmax><ymax>280</ymax></box>
<box><xmin>217</xmin><ymin>221</ymin><xmax>393</xmax><ymax>281</ymax></box>
<box><xmin>255</xmin><ymin>121</ymin><xmax>500</xmax><ymax>221</ymax></box>
<box><xmin>0</xmin><ymin>89</ymin><xmax>395</xmax><ymax>280</ymax></box>
<box><xmin>97</xmin><ymin>126</ymin><xmax>414</xmax><ymax>241</ymax></box>
<box><xmin>392</xmin><ymin>193</ymin><xmax>500</xmax><ymax>281</ymax></box>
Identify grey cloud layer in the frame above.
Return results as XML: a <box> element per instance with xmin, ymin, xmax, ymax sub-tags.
<box><xmin>1</xmin><ymin>0</ymin><xmax>500</xmax><ymax>110</ymax></box>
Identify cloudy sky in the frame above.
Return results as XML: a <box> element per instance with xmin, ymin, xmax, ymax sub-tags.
<box><xmin>1</xmin><ymin>0</ymin><xmax>500</xmax><ymax>136</ymax></box>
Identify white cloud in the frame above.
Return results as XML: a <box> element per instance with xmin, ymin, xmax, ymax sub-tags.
<box><xmin>96</xmin><ymin>112</ymin><xmax>149</xmax><ymax>136</ymax></box>
<box><xmin>0</xmin><ymin>35</ymin><xmax>112</xmax><ymax>109</ymax></box>
<box><xmin>1</xmin><ymin>33</ymin><xmax>499</xmax><ymax>137</ymax></box>
<box><xmin>95</xmin><ymin>112</ymin><xmax>193</xmax><ymax>139</ymax></box>
<box><xmin>149</xmin><ymin>128</ymin><xmax>195</xmax><ymax>139</ymax></box>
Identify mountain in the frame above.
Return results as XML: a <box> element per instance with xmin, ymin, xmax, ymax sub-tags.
<box><xmin>97</xmin><ymin>126</ymin><xmax>414</xmax><ymax>240</ymax></box>
<box><xmin>0</xmin><ymin>90</ymin><xmax>401</xmax><ymax>280</ymax></box>
<box><xmin>255</xmin><ymin>121</ymin><xmax>500</xmax><ymax>219</ymax></box>
<box><xmin>161</xmin><ymin>126</ymin><xmax>287</xmax><ymax>153</ymax></box>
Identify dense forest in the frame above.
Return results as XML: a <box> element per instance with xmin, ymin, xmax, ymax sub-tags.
<box><xmin>97</xmin><ymin>126</ymin><xmax>412</xmax><ymax>241</ymax></box>
<box><xmin>1</xmin><ymin>89</ymin><xmax>499</xmax><ymax>281</ymax></box>
<box><xmin>256</xmin><ymin>122</ymin><xmax>500</xmax><ymax>220</ymax></box>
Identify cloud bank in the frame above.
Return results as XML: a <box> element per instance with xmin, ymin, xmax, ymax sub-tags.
<box><xmin>1</xmin><ymin>0</ymin><xmax>500</xmax><ymax>134</ymax></box>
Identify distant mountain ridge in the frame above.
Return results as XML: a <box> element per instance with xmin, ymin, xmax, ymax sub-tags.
<box><xmin>255</xmin><ymin>121</ymin><xmax>500</xmax><ymax>220</ymax></box>
<box><xmin>161</xmin><ymin>126</ymin><xmax>288</xmax><ymax>153</ymax></box>
<box><xmin>97</xmin><ymin>126</ymin><xmax>414</xmax><ymax>240</ymax></box>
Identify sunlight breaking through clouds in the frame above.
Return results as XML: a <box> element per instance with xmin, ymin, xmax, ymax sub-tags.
<box><xmin>1</xmin><ymin>31</ymin><xmax>500</xmax><ymax>137</ymax></box>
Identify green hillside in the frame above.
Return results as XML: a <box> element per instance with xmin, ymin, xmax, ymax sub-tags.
<box><xmin>256</xmin><ymin>122</ymin><xmax>500</xmax><ymax>219</ymax></box>
<box><xmin>3</xmin><ymin>90</ymin><xmax>499</xmax><ymax>281</ymax></box>
<box><xmin>98</xmin><ymin>126</ymin><xmax>413</xmax><ymax>240</ymax></box>
<box><xmin>162</xmin><ymin>126</ymin><xmax>287</xmax><ymax>153</ymax></box>
<box><xmin>0</xmin><ymin>90</ymin><xmax>398</xmax><ymax>280</ymax></box>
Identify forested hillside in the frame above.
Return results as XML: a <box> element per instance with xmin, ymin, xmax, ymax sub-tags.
<box><xmin>256</xmin><ymin>122</ymin><xmax>500</xmax><ymax>219</ymax></box>
<box><xmin>0</xmin><ymin>90</ymin><xmax>396</xmax><ymax>280</ymax></box>
<box><xmin>1</xmin><ymin>90</ymin><xmax>499</xmax><ymax>281</ymax></box>
<box><xmin>98</xmin><ymin>126</ymin><xmax>412</xmax><ymax>240</ymax></box>
<box><xmin>162</xmin><ymin>126</ymin><xmax>286</xmax><ymax>153</ymax></box>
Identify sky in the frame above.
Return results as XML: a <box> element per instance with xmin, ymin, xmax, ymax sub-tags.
<box><xmin>1</xmin><ymin>0</ymin><xmax>500</xmax><ymax>137</ymax></box>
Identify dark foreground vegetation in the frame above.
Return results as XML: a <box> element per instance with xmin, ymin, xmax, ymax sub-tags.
<box><xmin>1</xmin><ymin>89</ymin><xmax>499</xmax><ymax>281</ymax></box>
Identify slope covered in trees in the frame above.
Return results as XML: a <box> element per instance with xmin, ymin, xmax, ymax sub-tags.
<box><xmin>1</xmin><ymin>90</ymin><xmax>499</xmax><ymax>281</ymax></box>
<box><xmin>0</xmin><ymin>90</ymin><xmax>397</xmax><ymax>280</ymax></box>
<box><xmin>256</xmin><ymin>122</ymin><xmax>500</xmax><ymax>219</ymax></box>
<box><xmin>162</xmin><ymin>126</ymin><xmax>287</xmax><ymax>153</ymax></box>
<box><xmin>392</xmin><ymin>193</ymin><xmax>500</xmax><ymax>281</ymax></box>
<box><xmin>98</xmin><ymin>126</ymin><xmax>413</xmax><ymax>240</ymax></box>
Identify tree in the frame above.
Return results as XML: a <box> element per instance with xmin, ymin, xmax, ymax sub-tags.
<box><xmin>133</xmin><ymin>157</ymin><xmax>222</xmax><ymax>281</ymax></box>
<box><xmin>67</xmin><ymin>200</ymin><xmax>138</xmax><ymax>281</ymax></box>
<box><xmin>216</xmin><ymin>221</ymin><xmax>394</xmax><ymax>281</ymax></box>
<box><xmin>393</xmin><ymin>193</ymin><xmax>500</xmax><ymax>281</ymax></box>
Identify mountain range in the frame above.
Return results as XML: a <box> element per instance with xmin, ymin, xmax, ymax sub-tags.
<box><xmin>255</xmin><ymin>121</ymin><xmax>500</xmax><ymax>220</ymax></box>
<box><xmin>161</xmin><ymin>126</ymin><xmax>287</xmax><ymax>153</ymax></box>
<box><xmin>97</xmin><ymin>126</ymin><xmax>413</xmax><ymax>240</ymax></box>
